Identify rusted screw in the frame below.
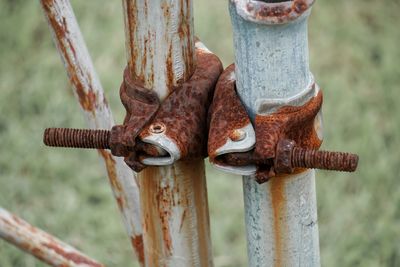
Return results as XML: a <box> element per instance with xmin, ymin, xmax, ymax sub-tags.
<box><xmin>292</xmin><ymin>147</ymin><xmax>358</xmax><ymax>172</ymax></box>
<box><xmin>275</xmin><ymin>139</ymin><xmax>359</xmax><ymax>174</ymax></box>
<box><xmin>44</xmin><ymin>128</ymin><xmax>111</xmax><ymax>149</ymax></box>
<box><xmin>43</xmin><ymin>128</ymin><xmax>166</xmax><ymax>157</ymax></box>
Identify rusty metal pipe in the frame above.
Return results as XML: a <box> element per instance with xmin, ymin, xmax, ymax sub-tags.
<box><xmin>0</xmin><ymin>208</ymin><xmax>104</xmax><ymax>267</ymax></box>
<box><xmin>122</xmin><ymin>1</ymin><xmax>213</xmax><ymax>266</ymax></box>
<box><xmin>230</xmin><ymin>0</ymin><xmax>320</xmax><ymax>266</ymax></box>
<box><xmin>39</xmin><ymin>0</ymin><xmax>144</xmax><ymax>264</ymax></box>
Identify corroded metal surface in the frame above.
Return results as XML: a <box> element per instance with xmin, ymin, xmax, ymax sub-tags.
<box><xmin>254</xmin><ymin>90</ymin><xmax>323</xmax><ymax>160</ymax></box>
<box><xmin>208</xmin><ymin>67</ymin><xmax>358</xmax><ymax>183</ymax></box>
<box><xmin>122</xmin><ymin>0</ymin><xmax>195</xmax><ymax>100</ymax></box>
<box><xmin>140</xmin><ymin>160</ymin><xmax>212</xmax><ymax>267</ymax></box>
<box><xmin>43</xmin><ymin>46</ymin><xmax>223</xmax><ymax>172</ymax></box>
<box><xmin>0</xmin><ymin>208</ymin><xmax>104</xmax><ymax>267</ymax></box>
<box><xmin>122</xmin><ymin>0</ymin><xmax>213</xmax><ymax>266</ymax></box>
<box><xmin>139</xmin><ymin>46</ymin><xmax>223</xmax><ymax>163</ymax></box>
<box><xmin>231</xmin><ymin>0</ymin><xmax>315</xmax><ymax>24</ymax></box>
<box><xmin>111</xmin><ymin>68</ymin><xmax>161</xmax><ymax>171</ymax></box>
<box><xmin>208</xmin><ymin>64</ymin><xmax>256</xmax><ymax>176</ymax></box>
<box><xmin>40</xmin><ymin>0</ymin><xmax>144</xmax><ymax>264</ymax></box>
<box><xmin>208</xmin><ymin>64</ymin><xmax>253</xmax><ymax>159</ymax></box>
<box><xmin>44</xmin><ymin>128</ymin><xmax>111</xmax><ymax>149</ymax></box>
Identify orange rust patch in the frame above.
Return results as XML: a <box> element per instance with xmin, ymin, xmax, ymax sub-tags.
<box><xmin>208</xmin><ymin>64</ymin><xmax>250</xmax><ymax>159</ymax></box>
<box><xmin>43</xmin><ymin>242</ymin><xmax>103</xmax><ymax>267</ymax></box>
<box><xmin>139</xmin><ymin>161</ymin><xmax>210</xmax><ymax>265</ymax></box>
<box><xmin>131</xmin><ymin>235</ymin><xmax>145</xmax><ymax>265</ymax></box>
<box><xmin>178</xmin><ymin>0</ymin><xmax>195</xmax><ymax>80</ymax></box>
<box><xmin>139</xmin><ymin>166</ymin><xmax>173</xmax><ymax>262</ymax></box>
<box><xmin>176</xmin><ymin>160</ymin><xmax>212</xmax><ymax>266</ymax></box>
<box><xmin>98</xmin><ymin>150</ymin><xmax>126</xmax><ymax>210</ymax></box>
<box><xmin>270</xmin><ymin>176</ymin><xmax>287</xmax><ymax>267</ymax></box>
<box><xmin>41</xmin><ymin>0</ymin><xmax>98</xmax><ymax>113</ymax></box>
<box><xmin>125</xmin><ymin>0</ymin><xmax>141</xmax><ymax>82</ymax></box>
<box><xmin>165</xmin><ymin>42</ymin><xmax>174</xmax><ymax>95</ymax></box>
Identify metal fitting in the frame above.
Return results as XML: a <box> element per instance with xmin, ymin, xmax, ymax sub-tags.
<box><xmin>231</xmin><ymin>0</ymin><xmax>315</xmax><ymax>25</ymax></box>
<box><xmin>43</xmin><ymin>41</ymin><xmax>223</xmax><ymax>172</ymax></box>
<box><xmin>208</xmin><ymin>65</ymin><xmax>359</xmax><ymax>183</ymax></box>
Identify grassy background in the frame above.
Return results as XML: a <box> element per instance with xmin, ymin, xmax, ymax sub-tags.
<box><xmin>0</xmin><ymin>0</ymin><xmax>399</xmax><ymax>266</ymax></box>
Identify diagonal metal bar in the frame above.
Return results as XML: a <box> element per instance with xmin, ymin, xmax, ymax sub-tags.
<box><xmin>0</xmin><ymin>207</ymin><xmax>104</xmax><ymax>267</ymax></box>
<box><xmin>39</xmin><ymin>0</ymin><xmax>144</xmax><ymax>264</ymax></box>
<box><xmin>122</xmin><ymin>1</ymin><xmax>213</xmax><ymax>266</ymax></box>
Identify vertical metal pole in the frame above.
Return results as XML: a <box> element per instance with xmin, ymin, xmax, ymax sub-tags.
<box><xmin>230</xmin><ymin>1</ymin><xmax>320</xmax><ymax>266</ymax></box>
<box><xmin>122</xmin><ymin>1</ymin><xmax>213</xmax><ymax>266</ymax></box>
<box><xmin>40</xmin><ymin>0</ymin><xmax>144</xmax><ymax>264</ymax></box>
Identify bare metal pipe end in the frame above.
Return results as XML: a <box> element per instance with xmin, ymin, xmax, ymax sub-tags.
<box><xmin>230</xmin><ymin>0</ymin><xmax>315</xmax><ymax>24</ymax></box>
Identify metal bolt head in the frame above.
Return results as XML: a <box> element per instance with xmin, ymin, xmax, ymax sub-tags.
<box><xmin>230</xmin><ymin>129</ymin><xmax>247</xmax><ymax>142</ymax></box>
<box><xmin>149</xmin><ymin>122</ymin><xmax>166</xmax><ymax>134</ymax></box>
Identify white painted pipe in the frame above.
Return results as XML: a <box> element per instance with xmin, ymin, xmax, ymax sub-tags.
<box><xmin>122</xmin><ymin>1</ymin><xmax>213</xmax><ymax>266</ymax></box>
<box><xmin>0</xmin><ymin>208</ymin><xmax>104</xmax><ymax>267</ymax></box>
<box><xmin>230</xmin><ymin>1</ymin><xmax>321</xmax><ymax>266</ymax></box>
<box><xmin>39</xmin><ymin>0</ymin><xmax>143</xmax><ymax>264</ymax></box>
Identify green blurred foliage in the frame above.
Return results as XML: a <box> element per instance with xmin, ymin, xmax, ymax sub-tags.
<box><xmin>0</xmin><ymin>0</ymin><xmax>399</xmax><ymax>266</ymax></box>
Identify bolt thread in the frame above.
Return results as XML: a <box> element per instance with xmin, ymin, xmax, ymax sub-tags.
<box><xmin>292</xmin><ymin>148</ymin><xmax>359</xmax><ymax>172</ymax></box>
<box><xmin>44</xmin><ymin>128</ymin><xmax>110</xmax><ymax>149</ymax></box>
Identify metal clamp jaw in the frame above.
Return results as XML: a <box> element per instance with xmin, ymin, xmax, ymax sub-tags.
<box><xmin>43</xmin><ymin>41</ymin><xmax>223</xmax><ymax>172</ymax></box>
<box><xmin>208</xmin><ymin>65</ymin><xmax>358</xmax><ymax>183</ymax></box>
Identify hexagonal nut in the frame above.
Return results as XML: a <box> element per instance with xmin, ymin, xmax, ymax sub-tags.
<box><xmin>110</xmin><ymin>125</ymin><xmax>129</xmax><ymax>157</ymax></box>
<box><xmin>274</xmin><ymin>139</ymin><xmax>296</xmax><ymax>174</ymax></box>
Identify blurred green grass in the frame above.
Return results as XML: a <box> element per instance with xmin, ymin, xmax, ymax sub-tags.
<box><xmin>0</xmin><ymin>0</ymin><xmax>399</xmax><ymax>266</ymax></box>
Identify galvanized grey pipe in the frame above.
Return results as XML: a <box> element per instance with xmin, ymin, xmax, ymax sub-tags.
<box><xmin>230</xmin><ymin>0</ymin><xmax>321</xmax><ymax>266</ymax></box>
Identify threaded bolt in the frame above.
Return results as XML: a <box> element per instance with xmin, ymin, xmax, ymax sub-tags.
<box><xmin>291</xmin><ymin>147</ymin><xmax>358</xmax><ymax>172</ymax></box>
<box><xmin>275</xmin><ymin>139</ymin><xmax>359</xmax><ymax>174</ymax></box>
<box><xmin>44</xmin><ymin>128</ymin><xmax>110</xmax><ymax>149</ymax></box>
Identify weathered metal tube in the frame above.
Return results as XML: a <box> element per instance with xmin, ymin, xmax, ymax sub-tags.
<box><xmin>122</xmin><ymin>1</ymin><xmax>213</xmax><ymax>266</ymax></box>
<box><xmin>0</xmin><ymin>208</ymin><xmax>104</xmax><ymax>267</ymax></box>
<box><xmin>230</xmin><ymin>0</ymin><xmax>320</xmax><ymax>266</ymax></box>
<box><xmin>39</xmin><ymin>0</ymin><xmax>144</xmax><ymax>264</ymax></box>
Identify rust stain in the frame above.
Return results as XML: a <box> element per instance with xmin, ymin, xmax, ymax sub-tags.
<box><xmin>139</xmin><ymin>161</ymin><xmax>209</xmax><ymax>265</ymax></box>
<box><xmin>140</xmin><ymin>166</ymin><xmax>173</xmax><ymax>264</ymax></box>
<box><xmin>178</xmin><ymin>0</ymin><xmax>195</xmax><ymax>80</ymax></box>
<box><xmin>178</xmin><ymin>160</ymin><xmax>211</xmax><ymax>266</ymax></box>
<box><xmin>98</xmin><ymin>150</ymin><xmax>120</xmax><ymax>191</ymax></box>
<box><xmin>270</xmin><ymin>176</ymin><xmax>288</xmax><ymax>267</ymax></box>
<box><xmin>244</xmin><ymin>0</ymin><xmax>314</xmax><ymax>24</ymax></box>
<box><xmin>131</xmin><ymin>235</ymin><xmax>145</xmax><ymax>265</ymax></box>
<box><xmin>98</xmin><ymin>150</ymin><xmax>125</xmax><ymax>210</ymax></box>
<box><xmin>43</xmin><ymin>242</ymin><xmax>103</xmax><ymax>267</ymax></box>
<box><xmin>2</xmin><ymin>212</ymin><xmax>103</xmax><ymax>266</ymax></box>
<box><xmin>165</xmin><ymin>42</ymin><xmax>174</xmax><ymax>94</ymax></box>
<box><xmin>41</xmin><ymin>0</ymin><xmax>98</xmax><ymax>114</ymax></box>
<box><xmin>125</xmin><ymin>0</ymin><xmax>141</xmax><ymax>82</ymax></box>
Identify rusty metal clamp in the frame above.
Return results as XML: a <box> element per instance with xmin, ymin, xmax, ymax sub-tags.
<box><xmin>208</xmin><ymin>65</ymin><xmax>358</xmax><ymax>184</ymax></box>
<box><xmin>43</xmin><ymin>41</ymin><xmax>223</xmax><ymax>172</ymax></box>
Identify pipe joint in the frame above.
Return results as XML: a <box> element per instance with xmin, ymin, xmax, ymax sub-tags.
<box><xmin>230</xmin><ymin>0</ymin><xmax>315</xmax><ymax>25</ymax></box>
